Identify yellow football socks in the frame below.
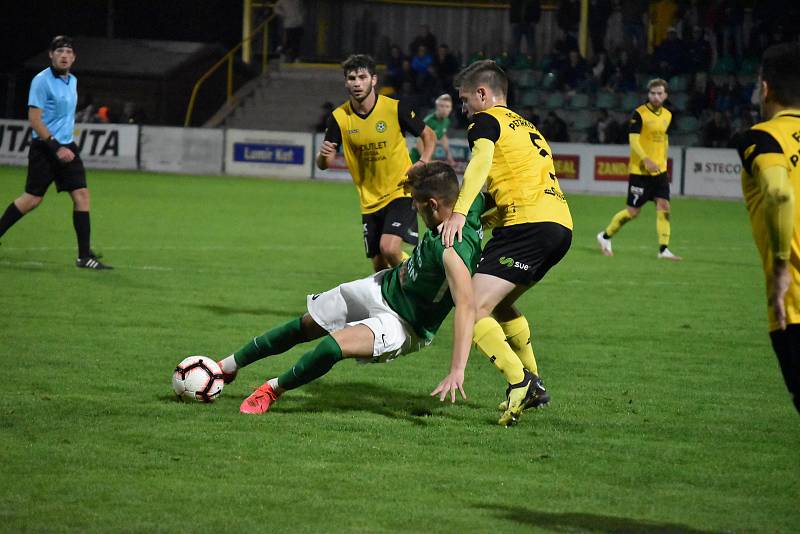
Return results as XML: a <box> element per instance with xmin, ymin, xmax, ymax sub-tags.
<box><xmin>656</xmin><ymin>210</ymin><xmax>671</xmax><ymax>247</ymax></box>
<box><xmin>605</xmin><ymin>209</ymin><xmax>633</xmax><ymax>237</ymax></box>
<box><xmin>499</xmin><ymin>316</ymin><xmax>538</xmax><ymax>376</ymax></box>
<box><xmin>473</xmin><ymin>317</ymin><xmax>525</xmax><ymax>384</ymax></box>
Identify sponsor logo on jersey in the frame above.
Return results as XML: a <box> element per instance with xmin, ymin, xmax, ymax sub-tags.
<box><xmin>375</xmin><ymin>120</ymin><xmax>387</xmax><ymax>133</ymax></box>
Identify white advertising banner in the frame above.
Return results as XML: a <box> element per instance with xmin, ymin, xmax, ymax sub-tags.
<box><xmin>140</xmin><ymin>126</ymin><xmax>224</xmax><ymax>174</ymax></box>
<box><xmin>0</xmin><ymin>119</ymin><xmax>138</xmax><ymax>169</ymax></box>
<box><xmin>225</xmin><ymin>129</ymin><xmax>313</xmax><ymax>178</ymax></box>
<box><xmin>549</xmin><ymin>143</ymin><xmax>684</xmax><ymax>196</ymax></box>
<box><xmin>683</xmin><ymin>148</ymin><xmax>743</xmax><ymax>199</ymax></box>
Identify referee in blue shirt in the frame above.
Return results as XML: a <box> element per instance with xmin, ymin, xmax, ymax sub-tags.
<box><xmin>0</xmin><ymin>36</ymin><xmax>111</xmax><ymax>269</ymax></box>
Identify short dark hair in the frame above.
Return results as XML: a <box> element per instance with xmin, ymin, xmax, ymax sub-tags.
<box><xmin>403</xmin><ymin>162</ymin><xmax>459</xmax><ymax>206</ymax></box>
<box><xmin>647</xmin><ymin>78</ymin><xmax>668</xmax><ymax>91</ymax></box>
<box><xmin>341</xmin><ymin>54</ymin><xmax>377</xmax><ymax>77</ymax></box>
<box><xmin>761</xmin><ymin>42</ymin><xmax>800</xmax><ymax>107</ymax></box>
<box><xmin>50</xmin><ymin>35</ymin><xmax>74</xmax><ymax>52</ymax></box>
<box><xmin>453</xmin><ymin>60</ymin><xmax>508</xmax><ymax>96</ymax></box>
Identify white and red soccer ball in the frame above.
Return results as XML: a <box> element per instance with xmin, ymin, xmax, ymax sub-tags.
<box><xmin>172</xmin><ymin>356</ymin><xmax>224</xmax><ymax>402</ymax></box>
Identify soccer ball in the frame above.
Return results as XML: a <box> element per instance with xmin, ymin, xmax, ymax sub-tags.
<box><xmin>172</xmin><ymin>356</ymin><xmax>224</xmax><ymax>403</ymax></box>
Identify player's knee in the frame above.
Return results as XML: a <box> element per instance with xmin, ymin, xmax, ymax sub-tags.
<box><xmin>300</xmin><ymin>313</ymin><xmax>326</xmax><ymax>341</ymax></box>
<box><xmin>17</xmin><ymin>195</ymin><xmax>43</xmax><ymax>213</ymax></box>
<box><xmin>627</xmin><ymin>207</ymin><xmax>640</xmax><ymax>218</ymax></box>
<box><xmin>379</xmin><ymin>242</ymin><xmax>402</xmax><ymax>264</ymax></box>
<box><xmin>71</xmin><ymin>188</ymin><xmax>90</xmax><ymax>209</ymax></box>
<box><xmin>656</xmin><ymin>200</ymin><xmax>670</xmax><ymax>211</ymax></box>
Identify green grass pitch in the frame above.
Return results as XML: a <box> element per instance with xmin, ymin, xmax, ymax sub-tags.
<box><xmin>0</xmin><ymin>166</ymin><xmax>797</xmax><ymax>532</ymax></box>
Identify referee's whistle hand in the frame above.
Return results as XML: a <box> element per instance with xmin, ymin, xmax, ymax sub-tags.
<box><xmin>56</xmin><ymin>147</ymin><xmax>75</xmax><ymax>162</ymax></box>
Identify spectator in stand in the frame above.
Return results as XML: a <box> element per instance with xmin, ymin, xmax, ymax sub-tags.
<box><xmin>714</xmin><ymin>74</ymin><xmax>747</xmax><ymax>114</ymax></box>
<box><xmin>95</xmin><ymin>106</ymin><xmax>110</xmax><ymax>123</ymax></box>
<box><xmin>620</xmin><ymin>0</ymin><xmax>647</xmax><ymax>50</ymax></box>
<box><xmin>520</xmin><ymin>105</ymin><xmax>540</xmax><ymax>126</ymax></box>
<box><xmin>605</xmin><ymin>1</ymin><xmax>624</xmax><ymax>52</ymax></box>
<box><xmin>720</xmin><ymin>0</ymin><xmax>745</xmax><ymax>58</ymax></box>
<box><xmin>703</xmin><ymin>111</ymin><xmax>731</xmax><ymax>147</ymax></box>
<box><xmin>385</xmin><ymin>45</ymin><xmax>406</xmax><ymax>92</ymax></box>
<box><xmin>509</xmin><ymin>0</ymin><xmax>541</xmax><ymax>57</ymax></box>
<box><xmin>653</xmin><ymin>27</ymin><xmax>687</xmax><ymax>78</ymax></box>
<box><xmin>592</xmin><ymin>109</ymin><xmax>621</xmax><ymax>144</ymax></box>
<box><xmin>649</xmin><ymin>0</ymin><xmax>679</xmax><ymax>46</ymax></box>
<box><xmin>314</xmin><ymin>101</ymin><xmax>335</xmax><ymax>133</ymax></box>
<box><xmin>541</xmin><ymin>111</ymin><xmax>569</xmax><ymax>142</ymax></box>
<box><xmin>561</xmin><ymin>49</ymin><xmax>589</xmax><ymax>92</ymax></box>
<box><xmin>411</xmin><ymin>45</ymin><xmax>434</xmax><ymax>90</ymax></box>
<box><xmin>434</xmin><ymin>44</ymin><xmax>460</xmax><ymax>91</ymax></box>
<box><xmin>590</xmin><ymin>50</ymin><xmax>610</xmax><ymax>88</ymax></box>
<box><xmin>394</xmin><ymin>59</ymin><xmax>417</xmax><ymax>94</ymax></box>
<box><xmin>557</xmin><ymin>0</ymin><xmax>580</xmax><ymax>35</ymax></box>
<box><xmin>119</xmin><ymin>101</ymin><xmax>144</xmax><ymax>124</ymax></box>
<box><xmin>274</xmin><ymin>0</ymin><xmax>304</xmax><ymax>62</ymax></box>
<box><xmin>686</xmin><ymin>25</ymin><xmax>712</xmax><ymax>73</ymax></box>
<box><xmin>588</xmin><ymin>0</ymin><xmax>611</xmax><ymax>56</ymax></box>
<box><xmin>408</xmin><ymin>24</ymin><xmax>437</xmax><ymax>58</ymax></box>
<box><xmin>606</xmin><ymin>49</ymin><xmax>636</xmax><ymax>92</ymax></box>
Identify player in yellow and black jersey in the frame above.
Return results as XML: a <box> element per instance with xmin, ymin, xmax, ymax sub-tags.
<box><xmin>440</xmin><ymin>60</ymin><xmax>573</xmax><ymax>426</ymax></box>
<box><xmin>737</xmin><ymin>42</ymin><xmax>800</xmax><ymax>414</ymax></box>
<box><xmin>316</xmin><ymin>54</ymin><xmax>436</xmax><ymax>272</ymax></box>
<box><xmin>596</xmin><ymin>79</ymin><xmax>682</xmax><ymax>260</ymax></box>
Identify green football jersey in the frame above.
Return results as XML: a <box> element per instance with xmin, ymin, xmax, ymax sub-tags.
<box><xmin>409</xmin><ymin>113</ymin><xmax>451</xmax><ymax>163</ymax></box>
<box><xmin>381</xmin><ymin>194</ymin><xmax>486</xmax><ymax>341</ymax></box>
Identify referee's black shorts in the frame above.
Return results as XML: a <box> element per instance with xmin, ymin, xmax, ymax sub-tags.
<box><xmin>476</xmin><ymin>221</ymin><xmax>572</xmax><ymax>286</ymax></box>
<box><xmin>26</xmin><ymin>140</ymin><xmax>87</xmax><ymax>197</ymax></box>
<box><xmin>769</xmin><ymin>324</ymin><xmax>800</xmax><ymax>414</ymax></box>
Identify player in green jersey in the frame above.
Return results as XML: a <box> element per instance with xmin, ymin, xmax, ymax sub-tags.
<box><xmin>215</xmin><ymin>162</ymin><xmax>487</xmax><ymax>414</ymax></box>
<box><xmin>410</xmin><ymin>94</ymin><xmax>456</xmax><ymax>166</ymax></box>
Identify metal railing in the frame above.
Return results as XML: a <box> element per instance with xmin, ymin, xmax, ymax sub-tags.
<box><xmin>184</xmin><ymin>14</ymin><xmax>275</xmax><ymax>127</ymax></box>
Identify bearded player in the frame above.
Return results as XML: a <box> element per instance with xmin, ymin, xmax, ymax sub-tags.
<box><xmin>317</xmin><ymin>54</ymin><xmax>436</xmax><ymax>272</ymax></box>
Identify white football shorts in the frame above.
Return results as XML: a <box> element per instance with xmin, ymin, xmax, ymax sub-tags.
<box><xmin>306</xmin><ymin>270</ymin><xmax>429</xmax><ymax>363</ymax></box>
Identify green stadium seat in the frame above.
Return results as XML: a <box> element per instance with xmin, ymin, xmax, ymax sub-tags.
<box><xmin>541</xmin><ymin>72</ymin><xmax>558</xmax><ymax>90</ymax></box>
<box><xmin>712</xmin><ymin>55</ymin><xmax>737</xmax><ymax>75</ymax></box>
<box><xmin>669</xmin><ymin>75</ymin><xmax>689</xmax><ymax>92</ymax></box>
<box><xmin>675</xmin><ymin>115</ymin><xmax>699</xmax><ymax>133</ymax></box>
<box><xmin>595</xmin><ymin>91</ymin><xmax>618</xmax><ymax>110</ymax></box>
<box><xmin>516</xmin><ymin>71</ymin><xmax>537</xmax><ymax>89</ymax></box>
<box><xmin>568</xmin><ymin>93</ymin><xmax>590</xmax><ymax>109</ymax></box>
<box><xmin>544</xmin><ymin>92</ymin><xmax>565</xmax><ymax>109</ymax></box>
<box><xmin>537</xmin><ymin>55</ymin><xmax>554</xmax><ymax>71</ymax></box>
<box><xmin>669</xmin><ymin>92</ymin><xmax>689</xmax><ymax>112</ymax></box>
<box><xmin>572</xmin><ymin>113</ymin><xmax>594</xmax><ymax>130</ymax></box>
<box><xmin>520</xmin><ymin>89</ymin><xmax>540</xmax><ymax>107</ymax></box>
<box><xmin>739</xmin><ymin>57</ymin><xmax>759</xmax><ymax>75</ymax></box>
<box><xmin>511</xmin><ymin>55</ymin><xmax>534</xmax><ymax>70</ymax></box>
<box><xmin>620</xmin><ymin>92</ymin><xmax>641</xmax><ymax>111</ymax></box>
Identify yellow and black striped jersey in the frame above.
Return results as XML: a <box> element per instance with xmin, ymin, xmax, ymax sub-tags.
<box><xmin>325</xmin><ymin>95</ymin><xmax>425</xmax><ymax>214</ymax></box>
<box><xmin>628</xmin><ymin>103</ymin><xmax>672</xmax><ymax>174</ymax></box>
<box><xmin>466</xmin><ymin>106</ymin><xmax>573</xmax><ymax>229</ymax></box>
<box><xmin>738</xmin><ymin>109</ymin><xmax>800</xmax><ymax>331</ymax></box>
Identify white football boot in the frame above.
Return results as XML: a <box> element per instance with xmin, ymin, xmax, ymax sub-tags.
<box><xmin>596</xmin><ymin>232</ymin><xmax>613</xmax><ymax>256</ymax></box>
<box><xmin>657</xmin><ymin>247</ymin><xmax>683</xmax><ymax>261</ymax></box>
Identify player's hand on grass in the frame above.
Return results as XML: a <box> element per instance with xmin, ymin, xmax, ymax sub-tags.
<box><xmin>431</xmin><ymin>369</ymin><xmax>467</xmax><ymax>403</ymax></box>
<box><xmin>319</xmin><ymin>141</ymin><xmax>338</xmax><ymax>158</ymax></box>
<box><xmin>439</xmin><ymin>212</ymin><xmax>465</xmax><ymax>247</ymax></box>
<box><xmin>56</xmin><ymin>146</ymin><xmax>75</xmax><ymax>162</ymax></box>
<box><xmin>771</xmin><ymin>259</ymin><xmax>790</xmax><ymax>330</ymax></box>
<box><xmin>643</xmin><ymin>157</ymin><xmax>660</xmax><ymax>174</ymax></box>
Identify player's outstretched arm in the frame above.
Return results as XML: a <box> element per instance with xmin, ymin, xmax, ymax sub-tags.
<box><xmin>431</xmin><ymin>248</ymin><xmax>475</xmax><ymax>403</ymax></box>
<box><xmin>440</xmin><ymin>138</ymin><xmax>494</xmax><ymax>247</ymax></box>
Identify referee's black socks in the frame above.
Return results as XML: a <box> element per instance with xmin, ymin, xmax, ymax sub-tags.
<box><xmin>72</xmin><ymin>210</ymin><xmax>91</xmax><ymax>258</ymax></box>
<box><xmin>0</xmin><ymin>202</ymin><xmax>24</xmax><ymax>238</ymax></box>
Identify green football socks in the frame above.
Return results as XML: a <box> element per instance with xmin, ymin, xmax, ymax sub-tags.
<box><xmin>233</xmin><ymin>317</ymin><xmax>304</xmax><ymax>368</ymax></box>
<box><xmin>277</xmin><ymin>335</ymin><xmax>343</xmax><ymax>390</ymax></box>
